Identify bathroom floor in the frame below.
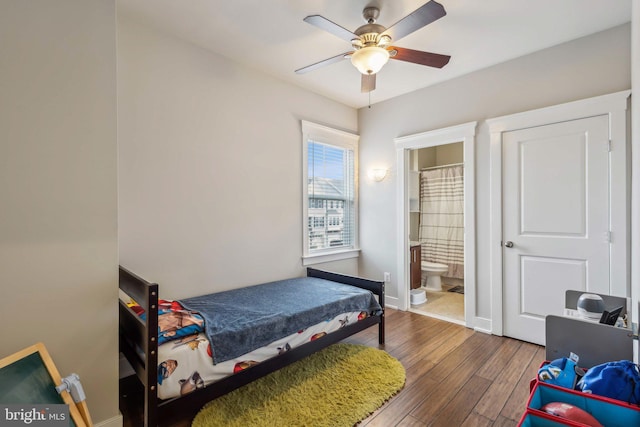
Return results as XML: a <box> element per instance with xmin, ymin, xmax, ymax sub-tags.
<box><xmin>410</xmin><ymin>283</ymin><xmax>464</xmax><ymax>324</ymax></box>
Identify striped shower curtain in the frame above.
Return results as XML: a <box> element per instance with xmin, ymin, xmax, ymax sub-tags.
<box><xmin>419</xmin><ymin>165</ymin><xmax>464</xmax><ymax>279</ymax></box>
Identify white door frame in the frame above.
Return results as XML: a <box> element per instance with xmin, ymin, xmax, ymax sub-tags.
<box><xmin>395</xmin><ymin>121</ymin><xmax>477</xmax><ymax>327</ymax></box>
<box><xmin>487</xmin><ymin>90</ymin><xmax>631</xmax><ymax>336</ymax></box>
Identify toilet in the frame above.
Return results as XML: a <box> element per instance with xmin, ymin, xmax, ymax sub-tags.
<box><xmin>421</xmin><ymin>261</ymin><xmax>449</xmax><ymax>291</ymax></box>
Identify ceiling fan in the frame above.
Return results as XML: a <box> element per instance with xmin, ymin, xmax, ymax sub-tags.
<box><xmin>295</xmin><ymin>1</ymin><xmax>451</xmax><ymax>93</ymax></box>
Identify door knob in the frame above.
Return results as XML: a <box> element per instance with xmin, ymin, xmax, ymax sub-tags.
<box><xmin>504</xmin><ymin>241</ymin><xmax>514</xmax><ymax>248</ymax></box>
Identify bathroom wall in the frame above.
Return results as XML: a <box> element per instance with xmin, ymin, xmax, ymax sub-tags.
<box><xmin>429</xmin><ymin>143</ymin><xmax>464</xmax><ymax>167</ymax></box>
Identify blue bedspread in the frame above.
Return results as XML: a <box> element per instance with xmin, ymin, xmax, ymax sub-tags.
<box><xmin>180</xmin><ymin>277</ymin><xmax>382</xmax><ymax>364</ymax></box>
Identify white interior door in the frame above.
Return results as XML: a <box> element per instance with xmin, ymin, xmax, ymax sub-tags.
<box><xmin>502</xmin><ymin>115</ymin><xmax>610</xmax><ymax>345</ymax></box>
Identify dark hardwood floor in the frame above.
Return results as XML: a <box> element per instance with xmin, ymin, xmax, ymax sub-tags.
<box><xmin>120</xmin><ymin>309</ymin><xmax>544</xmax><ymax>426</ymax></box>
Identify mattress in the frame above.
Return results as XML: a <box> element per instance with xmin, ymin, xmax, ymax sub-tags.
<box><xmin>157</xmin><ymin>310</ymin><xmax>370</xmax><ymax>399</ymax></box>
<box><xmin>180</xmin><ymin>276</ymin><xmax>382</xmax><ymax>364</ymax></box>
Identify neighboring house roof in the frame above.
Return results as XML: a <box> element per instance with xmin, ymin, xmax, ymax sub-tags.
<box><xmin>308</xmin><ymin>177</ymin><xmax>345</xmax><ymax>199</ymax></box>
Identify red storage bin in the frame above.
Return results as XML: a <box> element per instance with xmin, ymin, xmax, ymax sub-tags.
<box><xmin>518</xmin><ymin>409</ymin><xmax>584</xmax><ymax>427</ymax></box>
<box><xmin>524</xmin><ymin>382</ymin><xmax>640</xmax><ymax>427</ymax></box>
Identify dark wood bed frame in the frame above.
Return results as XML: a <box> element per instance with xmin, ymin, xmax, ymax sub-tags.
<box><xmin>119</xmin><ymin>266</ymin><xmax>385</xmax><ymax>426</ymax></box>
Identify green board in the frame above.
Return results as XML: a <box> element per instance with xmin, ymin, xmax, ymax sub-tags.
<box><xmin>0</xmin><ymin>343</ymin><xmax>85</xmax><ymax>427</ymax></box>
<box><xmin>0</xmin><ymin>352</ymin><xmax>67</xmax><ymax>404</ymax></box>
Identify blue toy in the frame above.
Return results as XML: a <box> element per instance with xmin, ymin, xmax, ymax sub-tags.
<box><xmin>538</xmin><ymin>353</ymin><xmax>580</xmax><ymax>389</ymax></box>
<box><xmin>578</xmin><ymin>360</ymin><xmax>640</xmax><ymax>404</ymax></box>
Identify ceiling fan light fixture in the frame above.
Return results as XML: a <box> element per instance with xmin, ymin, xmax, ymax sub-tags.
<box><xmin>350</xmin><ymin>46</ymin><xmax>389</xmax><ymax>75</ymax></box>
<box><xmin>377</xmin><ymin>34</ymin><xmax>392</xmax><ymax>48</ymax></box>
<box><xmin>351</xmin><ymin>38</ymin><xmax>363</xmax><ymax>49</ymax></box>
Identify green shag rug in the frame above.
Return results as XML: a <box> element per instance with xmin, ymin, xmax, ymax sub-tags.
<box><xmin>192</xmin><ymin>343</ymin><xmax>405</xmax><ymax>427</ymax></box>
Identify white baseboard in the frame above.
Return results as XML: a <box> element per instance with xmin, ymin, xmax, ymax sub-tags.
<box><xmin>387</xmin><ymin>296</ymin><xmax>493</xmax><ymax>333</ymax></box>
<box><xmin>385</xmin><ymin>296</ymin><xmax>399</xmax><ymax>310</ymax></box>
<box><xmin>94</xmin><ymin>414</ymin><xmax>123</xmax><ymax>427</ymax></box>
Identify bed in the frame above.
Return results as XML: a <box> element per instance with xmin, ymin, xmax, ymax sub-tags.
<box><xmin>118</xmin><ymin>266</ymin><xmax>385</xmax><ymax>426</ymax></box>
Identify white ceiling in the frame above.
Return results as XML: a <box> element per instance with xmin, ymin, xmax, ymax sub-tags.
<box><xmin>118</xmin><ymin>0</ymin><xmax>632</xmax><ymax>109</ymax></box>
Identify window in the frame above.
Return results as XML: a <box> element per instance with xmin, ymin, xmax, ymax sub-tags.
<box><xmin>302</xmin><ymin>121</ymin><xmax>359</xmax><ymax>265</ymax></box>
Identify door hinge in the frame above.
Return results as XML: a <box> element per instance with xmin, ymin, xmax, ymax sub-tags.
<box><xmin>607</xmin><ymin>140</ymin><xmax>612</xmax><ymax>152</ymax></box>
<box><xmin>607</xmin><ymin>231</ymin><xmax>612</xmax><ymax>243</ymax></box>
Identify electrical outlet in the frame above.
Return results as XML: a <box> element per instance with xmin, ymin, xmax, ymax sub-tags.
<box><xmin>384</xmin><ymin>272</ymin><xmax>391</xmax><ymax>282</ymax></box>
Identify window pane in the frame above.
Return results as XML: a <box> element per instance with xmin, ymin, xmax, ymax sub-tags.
<box><xmin>307</xmin><ymin>140</ymin><xmax>354</xmax><ymax>252</ymax></box>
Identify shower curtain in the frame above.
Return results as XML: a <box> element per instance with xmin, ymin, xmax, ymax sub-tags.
<box><xmin>419</xmin><ymin>164</ymin><xmax>464</xmax><ymax>279</ymax></box>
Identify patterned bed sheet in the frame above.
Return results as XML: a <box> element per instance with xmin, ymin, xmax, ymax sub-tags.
<box><xmin>157</xmin><ymin>310</ymin><xmax>370</xmax><ymax>399</ymax></box>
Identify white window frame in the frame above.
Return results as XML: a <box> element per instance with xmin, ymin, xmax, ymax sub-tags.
<box><xmin>301</xmin><ymin>120</ymin><xmax>360</xmax><ymax>266</ymax></box>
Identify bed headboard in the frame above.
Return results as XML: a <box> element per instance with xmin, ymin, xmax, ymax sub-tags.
<box><xmin>307</xmin><ymin>267</ymin><xmax>385</xmax><ymax>306</ymax></box>
<box><xmin>307</xmin><ymin>267</ymin><xmax>385</xmax><ymax>343</ymax></box>
<box><xmin>118</xmin><ymin>266</ymin><xmax>159</xmax><ymax>426</ymax></box>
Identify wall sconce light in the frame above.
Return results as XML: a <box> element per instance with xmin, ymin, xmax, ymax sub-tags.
<box><xmin>368</xmin><ymin>168</ymin><xmax>388</xmax><ymax>182</ymax></box>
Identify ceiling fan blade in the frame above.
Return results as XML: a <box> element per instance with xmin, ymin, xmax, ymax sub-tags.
<box><xmin>389</xmin><ymin>46</ymin><xmax>450</xmax><ymax>68</ymax></box>
<box><xmin>380</xmin><ymin>1</ymin><xmax>446</xmax><ymax>43</ymax></box>
<box><xmin>295</xmin><ymin>51</ymin><xmax>352</xmax><ymax>74</ymax></box>
<box><xmin>303</xmin><ymin>15</ymin><xmax>359</xmax><ymax>42</ymax></box>
<box><xmin>361</xmin><ymin>74</ymin><xmax>376</xmax><ymax>93</ymax></box>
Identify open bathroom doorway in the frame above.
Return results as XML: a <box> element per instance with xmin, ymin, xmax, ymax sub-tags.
<box><xmin>409</xmin><ymin>144</ymin><xmax>465</xmax><ymax>324</ymax></box>
<box><xmin>395</xmin><ymin>122</ymin><xmax>477</xmax><ymax>327</ymax></box>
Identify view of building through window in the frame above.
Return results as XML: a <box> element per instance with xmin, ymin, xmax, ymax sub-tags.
<box><xmin>307</xmin><ymin>141</ymin><xmax>354</xmax><ymax>251</ymax></box>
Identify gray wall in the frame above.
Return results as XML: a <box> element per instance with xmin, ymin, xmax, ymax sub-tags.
<box><xmin>358</xmin><ymin>24</ymin><xmax>631</xmax><ymax>324</ymax></box>
<box><xmin>117</xmin><ymin>15</ymin><xmax>359</xmax><ymax>298</ymax></box>
<box><xmin>0</xmin><ymin>1</ymin><xmax>119</xmax><ymax>424</ymax></box>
